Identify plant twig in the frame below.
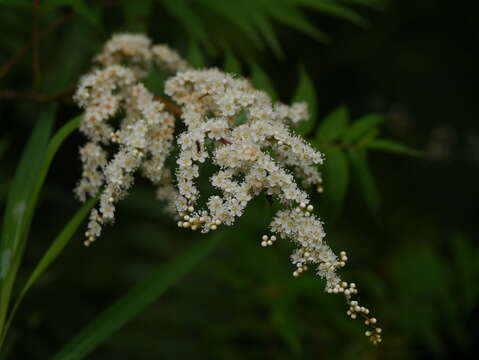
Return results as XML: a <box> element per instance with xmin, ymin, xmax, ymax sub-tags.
<box><xmin>154</xmin><ymin>95</ymin><xmax>182</xmax><ymax>117</ymax></box>
<box><xmin>0</xmin><ymin>87</ymin><xmax>75</xmax><ymax>103</ymax></box>
<box><xmin>0</xmin><ymin>13</ymin><xmax>73</xmax><ymax>80</ymax></box>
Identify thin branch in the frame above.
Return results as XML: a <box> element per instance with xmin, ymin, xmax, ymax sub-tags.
<box><xmin>154</xmin><ymin>95</ymin><xmax>182</xmax><ymax>117</ymax></box>
<box><xmin>1</xmin><ymin>89</ymin><xmax>236</xmax><ymax>148</ymax></box>
<box><xmin>0</xmin><ymin>87</ymin><xmax>74</xmax><ymax>103</ymax></box>
<box><xmin>0</xmin><ymin>13</ymin><xmax>73</xmax><ymax>80</ymax></box>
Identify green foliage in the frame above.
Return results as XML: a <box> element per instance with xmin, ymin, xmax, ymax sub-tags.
<box><xmin>250</xmin><ymin>64</ymin><xmax>278</xmax><ymax>101</ymax></box>
<box><xmin>0</xmin><ymin>198</ymin><xmax>97</xmax><ymax>346</ymax></box>
<box><xmin>52</xmin><ymin>232</ymin><xmax>224</xmax><ymax>360</ymax></box>
<box><xmin>186</xmin><ymin>40</ymin><xmax>205</xmax><ymax>68</ymax></box>
<box><xmin>292</xmin><ymin>65</ymin><xmax>317</xmax><ymax>136</ymax></box>
<box><xmin>313</xmin><ymin>107</ymin><xmax>418</xmax><ymax>221</ymax></box>
<box><xmin>317</xmin><ymin>105</ymin><xmax>350</xmax><ymax>141</ymax></box>
<box><xmin>383</xmin><ymin>233</ymin><xmax>479</xmax><ymax>354</ymax></box>
<box><xmin>348</xmin><ymin>148</ymin><xmax>380</xmax><ymax>220</ymax></box>
<box><xmin>0</xmin><ymin>107</ymin><xmax>55</xmax><ymax>341</ymax></box>
<box><xmin>223</xmin><ymin>50</ymin><xmax>242</xmax><ymax>74</ymax></box>
<box><xmin>367</xmin><ymin>139</ymin><xmax>422</xmax><ymax>156</ymax></box>
<box><xmin>320</xmin><ymin>148</ymin><xmax>349</xmax><ymax>220</ymax></box>
<box><xmin>342</xmin><ymin>114</ymin><xmax>383</xmax><ymax>144</ymax></box>
<box><xmin>155</xmin><ymin>0</ymin><xmax>384</xmax><ymax>56</ymax></box>
<box><xmin>0</xmin><ymin>114</ymin><xmax>83</xmax><ymax>348</ymax></box>
<box><xmin>121</xmin><ymin>0</ymin><xmax>153</xmax><ymax>32</ymax></box>
<box><xmin>41</xmin><ymin>0</ymin><xmax>101</xmax><ymax>27</ymax></box>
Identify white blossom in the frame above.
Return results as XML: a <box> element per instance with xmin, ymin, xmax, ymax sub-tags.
<box><xmin>73</xmin><ymin>33</ymin><xmax>382</xmax><ymax>345</ymax></box>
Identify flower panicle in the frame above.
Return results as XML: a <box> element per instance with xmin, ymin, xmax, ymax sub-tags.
<box><xmin>74</xmin><ymin>33</ymin><xmax>381</xmax><ymax>344</ymax></box>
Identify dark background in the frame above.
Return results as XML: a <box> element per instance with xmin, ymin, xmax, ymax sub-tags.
<box><xmin>0</xmin><ymin>0</ymin><xmax>478</xmax><ymax>359</ymax></box>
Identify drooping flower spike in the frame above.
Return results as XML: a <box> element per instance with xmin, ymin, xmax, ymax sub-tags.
<box><xmin>74</xmin><ymin>33</ymin><xmax>382</xmax><ymax>344</ymax></box>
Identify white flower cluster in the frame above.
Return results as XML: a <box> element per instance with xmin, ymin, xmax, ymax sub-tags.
<box><xmin>74</xmin><ymin>33</ymin><xmax>381</xmax><ymax>344</ymax></box>
<box><xmin>74</xmin><ymin>34</ymin><xmax>183</xmax><ymax>245</ymax></box>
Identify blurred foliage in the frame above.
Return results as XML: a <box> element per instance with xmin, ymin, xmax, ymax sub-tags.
<box><xmin>0</xmin><ymin>0</ymin><xmax>478</xmax><ymax>359</ymax></box>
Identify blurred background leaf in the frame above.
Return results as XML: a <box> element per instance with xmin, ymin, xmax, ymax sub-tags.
<box><xmin>317</xmin><ymin>105</ymin><xmax>350</xmax><ymax>142</ymax></box>
<box><xmin>292</xmin><ymin>64</ymin><xmax>317</xmax><ymax>136</ymax></box>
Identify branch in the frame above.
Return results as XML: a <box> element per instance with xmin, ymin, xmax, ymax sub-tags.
<box><xmin>154</xmin><ymin>95</ymin><xmax>182</xmax><ymax>117</ymax></box>
<box><xmin>0</xmin><ymin>13</ymin><xmax>73</xmax><ymax>80</ymax></box>
<box><xmin>0</xmin><ymin>88</ymin><xmax>74</xmax><ymax>103</ymax></box>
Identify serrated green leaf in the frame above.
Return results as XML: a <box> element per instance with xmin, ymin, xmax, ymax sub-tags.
<box><xmin>343</xmin><ymin>114</ymin><xmax>383</xmax><ymax>144</ymax></box>
<box><xmin>316</xmin><ymin>106</ymin><xmax>349</xmax><ymax>142</ymax></box>
<box><xmin>321</xmin><ymin>147</ymin><xmax>349</xmax><ymax>221</ymax></box>
<box><xmin>367</xmin><ymin>139</ymin><xmax>422</xmax><ymax>156</ymax></box>
<box><xmin>223</xmin><ymin>50</ymin><xmax>242</xmax><ymax>74</ymax></box>
<box><xmin>0</xmin><ymin>106</ymin><xmax>55</xmax><ymax>340</ymax></box>
<box><xmin>348</xmin><ymin>148</ymin><xmax>380</xmax><ymax>220</ymax></box>
<box><xmin>250</xmin><ymin>64</ymin><xmax>278</xmax><ymax>101</ymax></box>
<box><xmin>52</xmin><ymin>232</ymin><xmax>224</xmax><ymax>360</ymax></box>
<box><xmin>292</xmin><ymin>65</ymin><xmax>317</xmax><ymax>136</ymax></box>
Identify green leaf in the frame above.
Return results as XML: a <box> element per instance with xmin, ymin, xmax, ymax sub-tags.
<box><xmin>321</xmin><ymin>147</ymin><xmax>349</xmax><ymax>221</ymax></box>
<box><xmin>339</xmin><ymin>0</ymin><xmax>386</xmax><ymax>11</ymax></box>
<box><xmin>292</xmin><ymin>65</ymin><xmax>317</xmax><ymax>136</ymax></box>
<box><xmin>299</xmin><ymin>0</ymin><xmax>369</xmax><ymax>27</ymax></box>
<box><xmin>52</xmin><ymin>233</ymin><xmax>224</xmax><ymax>360</ymax></box>
<box><xmin>343</xmin><ymin>114</ymin><xmax>384</xmax><ymax>144</ymax></box>
<box><xmin>160</xmin><ymin>0</ymin><xmax>214</xmax><ymax>52</ymax></box>
<box><xmin>0</xmin><ymin>106</ymin><xmax>55</xmax><ymax>340</ymax></box>
<box><xmin>348</xmin><ymin>148</ymin><xmax>380</xmax><ymax>220</ymax></box>
<box><xmin>267</xmin><ymin>4</ymin><xmax>330</xmax><ymax>43</ymax></box>
<box><xmin>144</xmin><ymin>68</ymin><xmax>169</xmax><ymax>96</ymax></box>
<box><xmin>316</xmin><ymin>105</ymin><xmax>349</xmax><ymax>142</ymax></box>
<box><xmin>250</xmin><ymin>64</ymin><xmax>278</xmax><ymax>101</ymax></box>
<box><xmin>271</xmin><ymin>299</ymin><xmax>302</xmax><ymax>357</ymax></box>
<box><xmin>247</xmin><ymin>9</ymin><xmax>283</xmax><ymax>57</ymax></box>
<box><xmin>187</xmin><ymin>41</ymin><xmax>205</xmax><ymax>68</ymax></box>
<box><xmin>0</xmin><ymin>198</ymin><xmax>96</xmax><ymax>346</ymax></box>
<box><xmin>223</xmin><ymin>50</ymin><xmax>242</xmax><ymax>74</ymax></box>
<box><xmin>367</xmin><ymin>139</ymin><xmax>422</xmax><ymax>156</ymax></box>
<box><xmin>233</xmin><ymin>111</ymin><xmax>248</xmax><ymax>127</ymax></box>
<box><xmin>42</xmin><ymin>21</ymin><xmax>96</xmax><ymax>95</ymax></box>
<box><xmin>42</xmin><ymin>0</ymin><xmax>100</xmax><ymax>27</ymax></box>
<box><xmin>451</xmin><ymin>232</ymin><xmax>478</xmax><ymax>310</ymax></box>
<box><xmin>199</xmin><ymin>0</ymin><xmax>264</xmax><ymax>49</ymax></box>
<box><xmin>0</xmin><ymin>113</ymin><xmax>81</xmax><ymax>346</ymax></box>
<box><xmin>121</xmin><ymin>0</ymin><xmax>153</xmax><ymax>32</ymax></box>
